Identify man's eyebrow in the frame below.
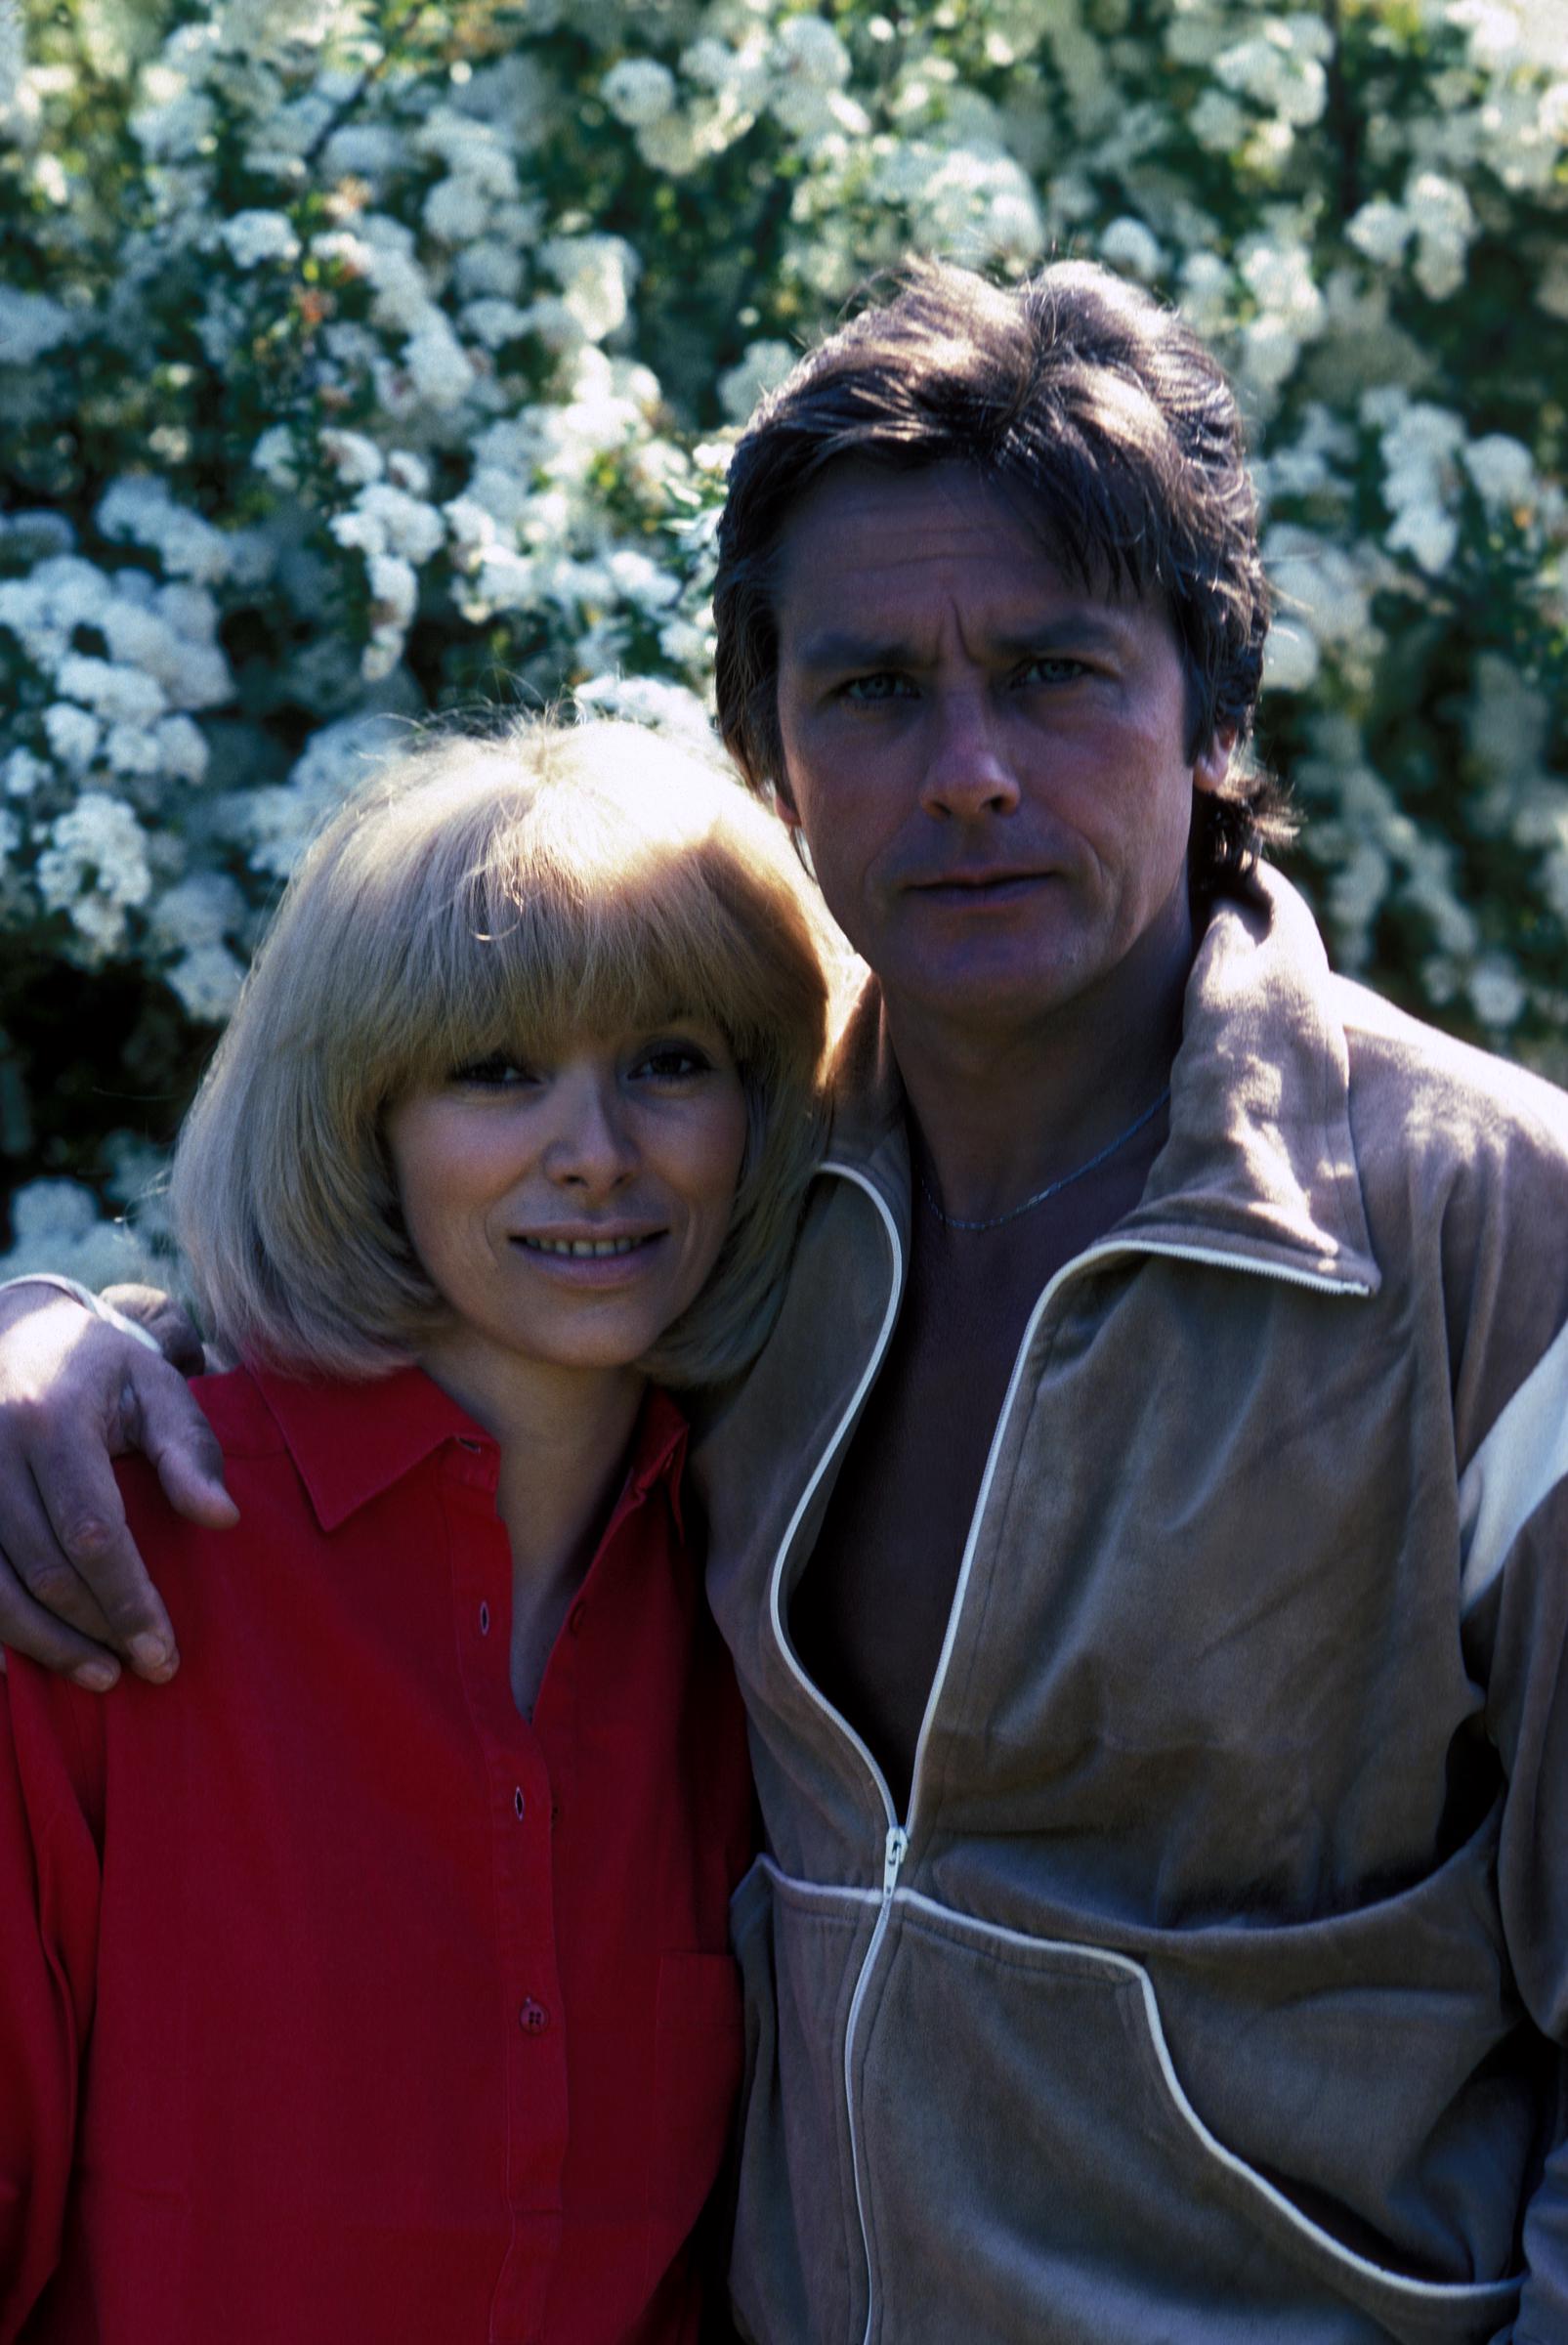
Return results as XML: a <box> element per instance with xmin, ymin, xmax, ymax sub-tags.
<box><xmin>786</xmin><ymin>610</ymin><xmax>1141</xmax><ymax>671</ymax></box>
<box><xmin>786</xmin><ymin>628</ymin><xmax>920</xmax><ymax>672</ymax></box>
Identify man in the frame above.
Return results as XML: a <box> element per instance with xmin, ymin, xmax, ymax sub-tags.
<box><xmin>2</xmin><ymin>261</ymin><xmax>1564</xmax><ymax>2341</ymax></box>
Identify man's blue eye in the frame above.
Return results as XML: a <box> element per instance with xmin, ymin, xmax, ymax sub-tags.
<box><xmin>842</xmin><ymin>673</ymin><xmax>912</xmax><ymax>703</ymax></box>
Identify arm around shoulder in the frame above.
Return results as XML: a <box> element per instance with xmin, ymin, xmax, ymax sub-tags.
<box><xmin>0</xmin><ymin>1286</ymin><xmax>235</xmax><ymax>1687</ymax></box>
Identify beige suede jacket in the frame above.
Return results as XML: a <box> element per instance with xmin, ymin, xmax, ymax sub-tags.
<box><xmin>693</xmin><ymin>867</ymin><xmax>1568</xmax><ymax>2345</ymax></box>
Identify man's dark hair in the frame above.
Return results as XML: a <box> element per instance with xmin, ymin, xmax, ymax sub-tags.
<box><xmin>713</xmin><ymin>257</ymin><xmax>1292</xmax><ymax>893</ymax></box>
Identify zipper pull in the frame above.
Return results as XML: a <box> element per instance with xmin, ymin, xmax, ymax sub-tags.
<box><xmin>882</xmin><ymin>1824</ymin><xmax>909</xmax><ymax>1899</ymax></box>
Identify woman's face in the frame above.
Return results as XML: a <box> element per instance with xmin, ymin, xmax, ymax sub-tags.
<box><xmin>384</xmin><ymin>1020</ymin><xmax>749</xmax><ymax>1390</ymax></box>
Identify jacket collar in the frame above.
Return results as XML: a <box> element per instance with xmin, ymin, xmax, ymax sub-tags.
<box><xmin>251</xmin><ymin>1363</ymin><xmax>690</xmax><ymax>1535</ymax></box>
<box><xmin>821</xmin><ymin>865</ymin><xmax>1380</xmax><ymax>1296</ymax></box>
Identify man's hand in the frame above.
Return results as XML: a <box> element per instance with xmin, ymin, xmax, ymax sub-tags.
<box><xmin>0</xmin><ymin>1285</ymin><xmax>238</xmax><ymax>1688</ymax></box>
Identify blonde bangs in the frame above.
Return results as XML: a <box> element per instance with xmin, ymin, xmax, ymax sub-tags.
<box><xmin>308</xmin><ymin>729</ymin><xmax>815</xmax><ymax>1101</ymax></box>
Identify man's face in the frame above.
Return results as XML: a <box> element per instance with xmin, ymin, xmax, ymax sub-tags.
<box><xmin>771</xmin><ymin>461</ymin><xmax>1231</xmax><ymax>1045</ymax></box>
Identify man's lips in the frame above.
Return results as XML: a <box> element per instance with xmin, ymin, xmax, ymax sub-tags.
<box><xmin>904</xmin><ymin>867</ymin><xmax>1057</xmax><ymax>900</ymax></box>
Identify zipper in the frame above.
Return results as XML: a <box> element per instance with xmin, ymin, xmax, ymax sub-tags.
<box><xmin>833</xmin><ymin>1226</ymin><xmax>1369</xmax><ymax>2345</ymax></box>
<box><xmin>765</xmin><ymin>1162</ymin><xmax>909</xmax><ymax>1842</ymax></box>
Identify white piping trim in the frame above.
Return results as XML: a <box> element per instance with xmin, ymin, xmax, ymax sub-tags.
<box><xmin>766</xmin><ymin>1160</ymin><xmax>905</xmax><ymax>1838</ymax></box>
<box><xmin>756</xmin><ymin>1855</ymin><xmax>882</xmax><ymax>1914</ymax></box>
<box><xmin>894</xmin><ymin>1890</ymin><xmax>1516</xmax><ymax>2310</ymax></box>
<box><xmin>772</xmin><ymin>1196</ymin><xmax>1372</xmax><ymax>2345</ymax></box>
<box><xmin>1458</xmin><ymin>1312</ymin><xmax>1568</xmax><ymax>1616</ymax></box>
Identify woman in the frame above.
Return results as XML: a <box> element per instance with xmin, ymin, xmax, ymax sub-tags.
<box><xmin>0</xmin><ymin>717</ymin><xmax>834</xmax><ymax>2343</ymax></box>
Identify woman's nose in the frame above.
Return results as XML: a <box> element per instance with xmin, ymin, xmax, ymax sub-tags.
<box><xmin>541</xmin><ymin>1070</ymin><xmax>638</xmax><ymax>1190</ymax></box>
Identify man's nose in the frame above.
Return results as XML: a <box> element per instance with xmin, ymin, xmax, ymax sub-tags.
<box><xmin>542</xmin><ymin>1070</ymin><xmax>638</xmax><ymax>1191</ymax></box>
<box><xmin>918</xmin><ymin>690</ymin><xmax>1022</xmax><ymax>820</ymax></box>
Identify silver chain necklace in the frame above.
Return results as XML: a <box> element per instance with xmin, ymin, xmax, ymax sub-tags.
<box><xmin>917</xmin><ymin>1087</ymin><xmax>1171</xmax><ymax>1234</ymax></box>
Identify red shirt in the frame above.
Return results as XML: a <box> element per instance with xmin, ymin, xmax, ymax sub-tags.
<box><xmin>0</xmin><ymin>1366</ymin><xmax>753</xmax><ymax>2344</ymax></box>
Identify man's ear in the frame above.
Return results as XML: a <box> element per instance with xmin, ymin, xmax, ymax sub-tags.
<box><xmin>1194</xmin><ymin>727</ymin><xmax>1238</xmax><ymax>797</ymax></box>
<box><xmin>771</xmin><ymin>772</ymin><xmax>802</xmax><ymax>831</ymax></box>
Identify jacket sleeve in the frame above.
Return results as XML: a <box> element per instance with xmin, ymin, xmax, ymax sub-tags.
<box><xmin>0</xmin><ymin>1664</ymin><xmax>104</xmax><ymax>2338</ymax></box>
<box><xmin>1462</xmin><ymin>1435</ymin><xmax>1568</xmax><ymax>2343</ymax></box>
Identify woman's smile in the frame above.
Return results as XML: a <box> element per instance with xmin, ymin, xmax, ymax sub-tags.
<box><xmin>384</xmin><ymin>1020</ymin><xmax>749</xmax><ymax>1417</ymax></box>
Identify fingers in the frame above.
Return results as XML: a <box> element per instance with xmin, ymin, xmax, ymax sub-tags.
<box><xmin>21</xmin><ymin>1411</ymin><xmax>181</xmax><ymax>1680</ymax></box>
<box><xmin>0</xmin><ymin>1560</ymin><xmax>123</xmax><ymax>1691</ymax></box>
<box><xmin>0</xmin><ymin>1299</ymin><xmax>191</xmax><ymax>1682</ymax></box>
<box><xmin>131</xmin><ymin>1363</ymin><xmax>240</xmax><ymax>1530</ymax></box>
<box><xmin>101</xmin><ymin>1283</ymin><xmax>208</xmax><ymax>1377</ymax></box>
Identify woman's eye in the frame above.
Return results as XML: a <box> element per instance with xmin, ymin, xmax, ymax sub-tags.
<box><xmin>451</xmin><ymin>1055</ymin><xmax>536</xmax><ymax>1088</ymax></box>
<box><xmin>637</xmin><ymin>1043</ymin><xmax>713</xmax><ymax>1082</ymax></box>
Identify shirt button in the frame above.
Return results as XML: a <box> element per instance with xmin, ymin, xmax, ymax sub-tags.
<box><xmin>519</xmin><ymin>1997</ymin><xmax>551</xmax><ymax>2034</ymax></box>
<box><xmin>513</xmin><ymin>1787</ymin><xmax>525</xmax><ymax>1820</ymax></box>
<box><xmin>478</xmin><ymin>1601</ymin><xmax>490</xmax><ymax>1636</ymax></box>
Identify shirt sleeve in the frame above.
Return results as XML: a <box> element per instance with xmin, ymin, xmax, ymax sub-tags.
<box><xmin>1463</xmin><ymin>1450</ymin><xmax>1568</xmax><ymax>2343</ymax></box>
<box><xmin>0</xmin><ymin>1664</ymin><xmax>104</xmax><ymax>2339</ymax></box>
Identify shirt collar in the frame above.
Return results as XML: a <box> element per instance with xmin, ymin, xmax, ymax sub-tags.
<box><xmin>820</xmin><ymin>864</ymin><xmax>1379</xmax><ymax>1296</ymax></box>
<box><xmin>251</xmin><ymin>1363</ymin><xmax>690</xmax><ymax>1535</ymax></box>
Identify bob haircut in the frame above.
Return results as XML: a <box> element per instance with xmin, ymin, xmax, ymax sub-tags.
<box><xmin>170</xmin><ymin>716</ymin><xmax>835</xmax><ymax>1388</ymax></box>
<box><xmin>714</xmin><ymin>256</ymin><xmax>1293</xmax><ymax>894</ymax></box>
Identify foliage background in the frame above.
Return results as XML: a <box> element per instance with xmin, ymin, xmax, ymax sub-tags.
<box><xmin>1</xmin><ymin>0</ymin><xmax>1565</xmax><ymax>1283</ymax></box>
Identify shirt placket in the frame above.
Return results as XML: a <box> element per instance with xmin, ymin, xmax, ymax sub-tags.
<box><xmin>442</xmin><ymin>1443</ymin><xmax>568</xmax><ymax>2345</ymax></box>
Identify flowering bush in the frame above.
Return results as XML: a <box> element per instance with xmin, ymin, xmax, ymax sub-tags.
<box><xmin>1</xmin><ymin>0</ymin><xmax>1565</xmax><ymax>1273</ymax></box>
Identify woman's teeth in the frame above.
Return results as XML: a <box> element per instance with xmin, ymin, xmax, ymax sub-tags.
<box><xmin>520</xmin><ymin>1234</ymin><xmax>650</xmax><ymax>1258</ymax></box>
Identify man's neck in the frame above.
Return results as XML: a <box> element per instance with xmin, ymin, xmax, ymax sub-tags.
<box><xmin>886</xmin><ymin>890</ymin><xmax>1197</xmax><ymax>1228</ymax></box>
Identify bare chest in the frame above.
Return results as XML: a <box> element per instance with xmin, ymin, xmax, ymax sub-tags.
<box><xmin>788</xmin><ymin>1146</ymin><xmax>1159</xmax><ymax>1813</ymax></box>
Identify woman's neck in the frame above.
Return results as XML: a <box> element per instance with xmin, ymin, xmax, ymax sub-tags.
<box><xmin>414</xmin><ymin>1340</ymin><xmax>649</xmax><ymax>1720</ymax></box>
<box><xmin>414</xmin><ymin>1337</ymin><xmax>646</xmax><ymax>1583</ymax></box>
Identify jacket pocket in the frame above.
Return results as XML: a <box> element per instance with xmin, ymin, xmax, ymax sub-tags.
<box><xmin>853</xmin><ymin>1897</ymin><xmax>1521</xmax><ymax>2345</ymax></box>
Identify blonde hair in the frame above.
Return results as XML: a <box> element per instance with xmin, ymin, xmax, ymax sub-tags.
<box><xmin>171</xmin><ymin>716</ymin><xmax>835</xmax><ymax>1386</ymax></box>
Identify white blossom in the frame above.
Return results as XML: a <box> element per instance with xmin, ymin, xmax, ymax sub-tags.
<box><xmin>539</xmin><ymin>233</ymin><xmax>640</xmax><ymax>344</ymax></box>
<box><xmin>0</xmin><ymin>1180</ymin><xmax>149</xmax><ymax>1288</ymax></box>
<box><xmin>56</xmin><ymin>655</ymin><xmax>168</xmax><ymax>726</ymax></box>
<box><xmin>320</xmin><ymin>429</ymin><xmax>385</xmax><ymax>488</ymax></box>
<box><xmin>1213</xmin><ymin>22</ymin><xmax>1328</xmax><ymax>127</ymax></box>
<box><xmin>3</xmin><ymin>747</ymin><xmax>48</xmax><ymax>797</ymax></box>
<box><xmin>1099</xmin><ymin>217</ymin><xmax>1164</xmax><ymax>281</ymax></box>
<box><xmin>219</xmin><ymin>209</ymin><xmax>301</xmax><ymax>269</ymax></box>
<box><xmin>1464</xmin><ymin>433</ymin><xmax>1537</xmax><ymax>509</ymax></box>
<box><xmin>1189</xmin><ymin>90</ymin><xmax>1248</xmax><ymax>152</ymax></box>
<box><xmin>1346</xmin><ymin>198</ymin><xmax>1416</xmax><ymax>267</ymax></box>
<box><xmin>717</xmin><ymin>338</ymin><xmax>797</xmax><ymax>423</ymax></box>
<box><xmin>602</xmin><ymin>58</ymin><xmax>677</xmax><ymax>126</ymax></box>
<box><xmin>1406</xmin><ymin>170</ymin><xmax>1476</xmax><ymax>300</ymax></box>
<box><xmin>0</xmin><ymin>285</ymin><xmax>75</xmax><ymax>365</ymax></box>
<box><xmin>403</xmin><ymin>318</ymin><xmax>476</xmax><ymax>408</ymax></box>
<box><xmin>1386</xmin><ymin>500</ymin><xmax>1461</xmax><ymax>574</ymax></box>
<box><xmin>42</xmin><ymin>704</ymin><xmax>103</xmax><ymax>773</ymax></box>
<box><xmin>97</xmin><ymin>477</ymin><xmax>237</xmax><ymax>585</ymax></box>
<box><xmin>36</xmin><ymin>791</ymin><xmax>153</xmax><ymax>955</ymax></box>
<box><xmin>251</xmin><ymin>424</ymin><xmax>300</xmax><ymax>487</ymax></box>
